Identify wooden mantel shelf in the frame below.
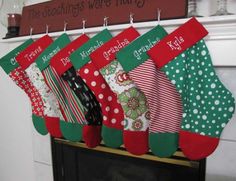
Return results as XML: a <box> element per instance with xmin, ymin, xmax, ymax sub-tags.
<box><xmin>54</xmin><ymin>138</ymin><xmax>201</xmax><ymax>168</ymax></box>
<box><xmin>1</xmin><ymin>15</ymin><xmax>236</xmax><ymax>42</ymax></box>
<box><xmin>1</xmin><ymin>15</ymin><xmax>236</xmax><ymax>66</ymax></box>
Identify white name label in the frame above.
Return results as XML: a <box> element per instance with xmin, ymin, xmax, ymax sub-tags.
<box><xmin>133</xmin><ymin>38</ymin><xmax>160</xmax><ymax>60</ymax></box>
<box><xmin>80</xmin><ymin>40</ymin><xmax>103</xmax><ymax>60</ymax></box>
<box><xmin>24</xmin><ymin>46</ymin><xmax>43</xmax><ymax>61</ymax></box>
<box><xmin>42</xmin><ymin>46</ymin><xmax>60</xmax><ymax>64</ymax></box>
<box><xmin>103</xmin><ymin>39</ymin><xmax>129</xmax><ymax>61</ymax></box>
<box><xmin>167</xmin><ymin>36</ymin><xmax>184</xmax><ymax>51</ymax></box>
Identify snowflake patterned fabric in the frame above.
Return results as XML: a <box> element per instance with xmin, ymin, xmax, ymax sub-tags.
<box><xmin>0</xmin><ymin>39</ymin><xmax>48</xmax><ymax>135</ymax></box>
<box><xmin>148</xmin><ymin>17</ymin><xmax>235</xmax><ymax>160</ymax></box>
<box><xmin>10</xmin><ymin>67</ymin><xmax>44</xmax><ymax>118</ymax></box>
<box><xmin>10</xmin><ymin>67</ymin><xmax>48</xmax><ymax>135</ymax></box>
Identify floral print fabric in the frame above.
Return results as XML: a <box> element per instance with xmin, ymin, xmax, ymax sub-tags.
<box><xmin>100</xmin><ymin>60</ymin><xmax>149</xmax><ymax>131</ymax></box>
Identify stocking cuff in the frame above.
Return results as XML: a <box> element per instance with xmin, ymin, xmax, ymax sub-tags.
<box><xmin>90</xmin><ymin>26</ymin><xmax>139</xmax><ymax>70</ymax></box>
<box><xmin>70</xmin><ymin>29</ymin><xmax>111</xmax><ymax>71</ymax></box>
<box><xmin>117</xmin><ymin>25</ymin><xmax>167</xmax><ymax>73</ymax></box>
<box><xmin>0</xmin><ymin>39</ymin><xmax>33</xmax><ymax>74</ymax></box>
<box><xmin>148</xmin><ymin>17</ymin><xmax>208</xmax><ymax>68</ymax></box>
<box><xmin>16</xmin><ymin>35</ymin><xmax>53</xmax><ymax>70</ymax></box>
<box><xmin>36</xmin><ymin>33</ymin><xmax>70</xmax><ymax>71</ymax></box>
<box><xmin>50</xmin><ymin>34</ymin><xmax>89</xmax><ymax>76</ymax></box>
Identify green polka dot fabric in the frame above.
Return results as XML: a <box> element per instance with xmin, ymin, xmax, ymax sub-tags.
<box><xmin>161</xmin><ymin>39</ymin><xmax>235</xmax><ymax>160</ymax></box>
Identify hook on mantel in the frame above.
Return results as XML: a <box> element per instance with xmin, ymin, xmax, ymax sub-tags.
<box><xmin>64</xmin><ymin>21</ymin><xmax>68</xmax><ymax>33</ymax></box>
<box><xmin>103</xmin><ymin>16</ymin><xmax>108</xmax><ymax>27</ymax></box>
<box><xmin>29</xmin><ymin>26</ymin><xmax>33</xmax><ymax>37</ymax></box>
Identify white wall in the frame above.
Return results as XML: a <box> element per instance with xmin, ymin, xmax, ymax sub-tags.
<box><xmin>0</xmin><ymin>1</ymin><xmax>52</xmax><ymax>181</ymax></box>
<box><xmin>197</xmin><ymin>1</ymin><xmax>236</xmax><ymax>181</ymax></box>
<box><xmin>205</xmin><ymin>68</ymin><xmax>236</xmax><ymax>181</ymax></box>
<box><xmin>0</xmin><ymin>64</ymin><xmax>36</xmax><ymax>181</ymax></box>
<box><xmin>0</xmin><ymin>1</ymin><xmax>236</xmax><ymax>181</ymax></box>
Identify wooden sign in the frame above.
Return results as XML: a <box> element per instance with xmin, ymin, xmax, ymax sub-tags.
<box><xmin>20</xmin><ymin>0</ymin><xmax>187</xmax><ymax>36</ymax></box>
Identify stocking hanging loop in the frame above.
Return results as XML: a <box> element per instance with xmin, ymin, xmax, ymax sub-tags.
<box><xmin>45</xmin><ymin>24</ymin><xmax>49</xmax><ymax>35</ymax></box>
<box><xmin>64</xmin><ymin>21</ymin><xmax>68</xmax><ymax>33</ymax></box>
<box><xmin>82</xmin><ymin>19</ymin><xmax>86</xmax><ymax>34</ymax></box>
<box><xmin>157</xmin><ymin>8</ymin><xmax>161</xmax><ymax>25</ymax></box>
<box><xmin>103</xmin><ymin>16</ymin><xmax>108</xmax><ymax>27</ymax></box>
<box><xmin>129</xmin><ymin>13</ymin><xmax>134</xmax><ymax>25</ymax></box>
<box><xmin>29</xmin><ymin>26</ymin><xmax>33</xmax><ymax>38</ymax></box>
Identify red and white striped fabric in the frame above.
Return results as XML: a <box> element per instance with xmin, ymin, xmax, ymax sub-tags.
<box><xmin>43</xmin><ymin>66</ymin><xmax>86</xmax><ymax>124</ymax></box>
<box><xmin>128</xmin><ymin>59</ymin><xmax>182</xmax><ymax>133</ymax></box>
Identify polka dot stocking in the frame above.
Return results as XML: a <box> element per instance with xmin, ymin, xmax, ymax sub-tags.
<box><xmin>69</xmin><ymin>30</ymin><xmax>125</xmax><ymax>148</ymax></box>
<box><xmin>77</xmin><ymin>61</ymin><xmax>124</xmax><ymax>148</ymax></box>
<box><xmin>149</xmin><ymin>33</ymin><xmax>235</xmax><ymax>159</ymax></box>
<box><xmin>90</xmin><ymin>27</ymin><xmax>150</xmax><ymax>155</ymax></box>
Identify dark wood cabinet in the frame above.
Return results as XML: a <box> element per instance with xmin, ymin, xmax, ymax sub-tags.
<box><xmin>51</xmin><ymin>138</ymin><xmax>206</xmax><ymax>181</ymax></box>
